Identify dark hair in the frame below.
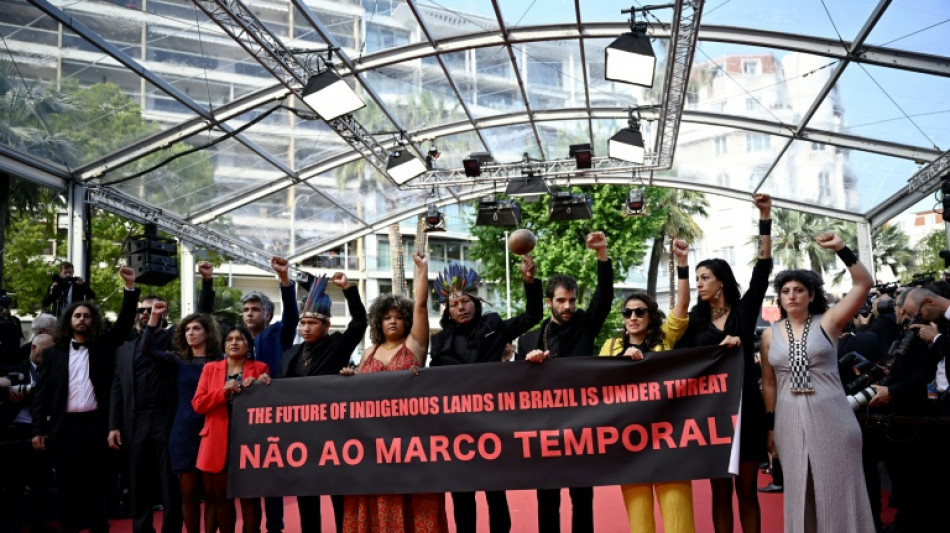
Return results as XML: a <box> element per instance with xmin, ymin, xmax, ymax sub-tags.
<box><xmin>221</xmin><ymin>325</ymin><xmax>255</xmax><ymax>359</ymax></box>
<box><xmin>621</xmin><ymin>292</ymin><xmax>665</xmax><ymax>350</ymax></box>
<box><xmin>54</xmin><ymin>301</ymin><xmax>104</xmax><ymax>348</ymax></box>
<box><xmin>773</xmin><ymin>269</ymin><xmax>828</xmax><ymax>318</ymax></box>
<box><xmin>140</xmin><ymin>294</ymin><xmax>163</xmax><ymax>303</ymax></box>
<box><xmin>60</xmin><ymin>262</ymin><xmax>74</xmax><ymax>271</ymax></box>
<box><xmin>174</xmin><ymin>313</ymin><xmax>221</xmax><ymax>361</ymax></box>
<box><xmin>545</xmin><ymin>274</ymin><xmax>578</xmax><ymax>299</ymax></box>
<box><xmin>368</xmin><ymin>293</ymin><xmax>414</xmax><ymax>346</ymax></box>
<box><xmin>439</xmin><ymin>292</ymin><xmax>483</xmax><ymax>329</ymax></box>
<box><xmin>689</xmin><ymin>258</ymin><xmax>742</xmax><ymax>320</ymax></box>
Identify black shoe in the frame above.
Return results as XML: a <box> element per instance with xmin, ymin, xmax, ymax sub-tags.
<box><xmin>758</xmin><ymin>483</ymin><xmax>783</xmax><ymax>493</ymax></box>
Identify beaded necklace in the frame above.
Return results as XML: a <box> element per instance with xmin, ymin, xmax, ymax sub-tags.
<box><xmin>784</xmin><ymin>315</ymin><xmax>814</xmax><ymax>393</ymax></box>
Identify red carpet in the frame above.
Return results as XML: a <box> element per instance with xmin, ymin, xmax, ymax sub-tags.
<box><xmin>121</xmin><ymin>471</ymin><xmax>893</xmax><ymax>532</ymax></box>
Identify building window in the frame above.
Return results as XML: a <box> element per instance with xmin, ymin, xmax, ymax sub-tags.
<box><xmin>714</xmin><ymin>135</ymin><xmax>728</xmax><ymax>156</ymax></box>
<box><xmin>812</xmin><ymin>142</ymin><xmax>825</xmax><ymax>151</ymax></box>
<box><xmin>717</xmin><ymin>173</ymin><xmax>729</xmax><ymax>187</ymax></box>
<box><xmin>745</xmin><ymin>98</ymin><xmax>756</xmax><ymax>111</ymax></box>
<box><xmin>746</xmin><ymin>134</ymin><xmax>771</xmax><ymax>152</ymax></box>
<box><xmin>742</xmin><ymin>60</ymin><xmax>759</xmax><ymax>74</ymax></box>
<box><xmin>818</xmin><ymin>171</ymin><xmax>830</xmax><ymax>198</ymax></box>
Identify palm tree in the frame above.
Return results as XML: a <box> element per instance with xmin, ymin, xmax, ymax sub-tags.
<box><xmin>0</xmin><ymin>62</ymin><xmax>76</xmax><ymax>286</ymax></box>
<box><xmin>833</xmin><ymin>222</ymin><xmax>914</xmax><ymax>283</ymax></box>
<box><xmin>646</xmin><ymin>188</ymin><xmax>708</xmax><ymax>300</ymax></box>
<box><xmin>767</xmin><ymin>208</ymin><xmax>837</xmax><ymax>274</ymax></box>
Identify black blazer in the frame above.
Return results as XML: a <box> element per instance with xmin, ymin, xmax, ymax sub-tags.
<box><xmin>279</xmin><ymin>286</ymin><xmax>367</xmax><ymax>378</ymax></box>
<box><xmin>109</xmin><ymin>281</ymin><xmax>215</xmax><ymax>437</ymax></box>
<box><xmin>32</xmin><ymin>288</ymin><xmax>140</xmax><ymax>443</ymax></box>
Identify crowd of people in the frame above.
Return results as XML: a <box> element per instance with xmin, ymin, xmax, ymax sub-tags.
<box><xmin>1</xmin><ymin>192</ymin><xmax>949</xmax><ymax>533</ymax></box>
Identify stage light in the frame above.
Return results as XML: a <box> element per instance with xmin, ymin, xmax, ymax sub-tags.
<box><xmin>569</xmin><ymin>143</ymin><xmax>593</xmax><ymax>169</ymax></box>
<box><xmin>605</xmin><ymin>32</ymin><xmax>656</xmax><ymax>88</ymax></box>
<box><xmin>423</xmin><ymin>205</ymin><xmax>446</xmax><ymax>232</ymax></box>
<box><xmin>386</xmin><ymin>149</ymin><xmax>427</xmax><ymax>184</ymax></box>
<box><xmin>462</xmin><ymin>152</ymin><xmax>493</xmax><ymax>177</ymax></box>
<box><xmin>610</xmin><ymin>110</ymin><xmax>645</xmax><ymax>164</ymax></box>
<box><xmin>549</xmin><ymin>190</ymin><xmax>593</xmax><ymax>221</ymax></box>
<box><xmin>301</xmin><ymin>70</ymin><xmax>365</xmax><ymax>121</ymax></box>
<box><xmin>625</xmin><ymin>188</ymin><xmax>646</xmax><ymax>216</ymax></box>
<box><xmin>505</xmin><ymin>173</ymin><xmax>550</xmax><ymax>197</ymax></box>
<box><xmin>475</xmin><ymin>196</ymin><xmax>521</xmax><ymax>227</ymax></box>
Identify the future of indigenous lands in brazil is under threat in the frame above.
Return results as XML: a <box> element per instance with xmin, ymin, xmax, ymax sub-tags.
<box><xmin>227</xmin><ymin>345</ymin><xmax>742</xmax><ymax>498</ymax></box>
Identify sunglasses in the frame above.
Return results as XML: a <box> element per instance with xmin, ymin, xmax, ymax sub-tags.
<box><xmin>137</xmin><ymin>307</ymin><xmax>152</xmax><ymax>314</ymax></box>
<box><xmin>621</xmin><ymin>307</ymin><xmax>648</xmax><ymax>318</ymax></box>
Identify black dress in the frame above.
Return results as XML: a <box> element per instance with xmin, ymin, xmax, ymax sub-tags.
<box><xmin>677</xmin><ymin>258</ymin><xmax>772</xmax><ymax>462</ymax></box>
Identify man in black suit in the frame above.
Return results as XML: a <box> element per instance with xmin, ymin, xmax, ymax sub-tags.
<box><xmin>279</xmin><ymin>272</ymin><xmax>366</xmax><ymax>533</ymax></box>
<box><xmin>106</xmin><ymin>262</ymin><xmax>216</xmax><ymax>533</ymax></box>
<box><xmin>514</xmin><ymin>232</ymin><xmax>614</xmax><ymax>533</ymax></box>
<box><xmin>31</xmin><ymin>266</ymin><xmax>139</xmax><ymax>533</ymax></box>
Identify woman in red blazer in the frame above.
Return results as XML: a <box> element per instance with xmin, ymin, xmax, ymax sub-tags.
<box><xmin>192</xmin><ymin>325</ymin><xmax>271</xmax><ymax>533</ymax></box>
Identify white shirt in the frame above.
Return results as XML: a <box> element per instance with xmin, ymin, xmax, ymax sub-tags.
<box><xmin>12</xmin><ymin>361</ymin><xmax>38</xmax><ymax>425</ymax></box>
<box><xmin>66</xmin><ymin>342</ymin><xmax>98</xmax><ymax>412</ymax></box>
<box><xmin>936</xmin><ymin>307</ymin><xmax>950</xmax><ymax>393</ymax></box>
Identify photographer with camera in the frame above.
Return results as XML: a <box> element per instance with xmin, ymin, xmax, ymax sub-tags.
<box><xmin>863</xmin><ymin>286</ymin><xmax>946</xmax><ymax>530</ymax></box>
<box><xmin>42</xmin><ymin>262</ymin><xmax>96</xmax><ymax>317</ymax></box>
<box><xmin>1</xmin><ymin>333</ymin><xmax>54</xmax><ymax>533</ymax></box>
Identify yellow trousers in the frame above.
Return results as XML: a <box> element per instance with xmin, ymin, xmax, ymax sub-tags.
<box><xmin>621</xmin><ymin>481</ymin><xmax>695</xmax><ymax>533</ymax></box>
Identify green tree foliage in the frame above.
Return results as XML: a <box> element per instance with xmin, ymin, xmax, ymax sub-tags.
<box><xmin>470</xmin><ymin>185</ymin><xmax>666</xmax><ymax>348</ymax></box>
<box><xmin>767</xmin><ymin>208</ymin><xmax>838</xmax><ymax>274</ymax></box>
<box><xmin>645</xmin><ymin>188</ymin><xmax>708</xmax><ymax>300</ymax></box>
<box><xmin>913</xmin><ymin>228</ymin><xmax>949</xmax><ymax>281</ymax></box>
<box><xmin>833</xmin><ymin>222</ymin><xmax>914</xmax><ymax>282</ymax></box>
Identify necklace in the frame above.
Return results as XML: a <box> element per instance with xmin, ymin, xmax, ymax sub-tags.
<box><xmin>710</xmin><ymin>306</ymin><xmax>730</xmax><ymax>321</ymax></box>
<box><xmin>784</xmin><ymin>315</ymin><xmax>814</xmax><ymax>393</ymax></box>
<box><xmin>381</xmin><ymin>340</ymin><xmax>401</xmax><ymax>350</ymax></box>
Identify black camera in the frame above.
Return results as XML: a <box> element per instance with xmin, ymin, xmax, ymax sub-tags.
<box><xmin>4</xmin><ymin>372</ymin><xmax>33</xmax><ymax>395</ymax></box>
<box><xmin>889</xmin><ymin>315</ymin><xmax>927</xmax><ymax>359</ymax></box>
<box><xmin>0</xmin><ymin>294</ymin><xmax>11</xmax><ymax>308</ymax></box>
<box><xmin>838</xmin><ymin>351</ymin><xmax>888</xmax><ymax>411</ymax></box>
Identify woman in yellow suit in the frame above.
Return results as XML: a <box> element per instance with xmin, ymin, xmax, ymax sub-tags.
<box><xmin>599</xmin><ymin>238</ymin><xmax>694</xmax><ymax>533</ymax></box>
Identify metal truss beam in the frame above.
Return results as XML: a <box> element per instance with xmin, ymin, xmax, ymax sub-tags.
<box><xmin>28</xmin><ymin>0</ymin><xmax>294</xmax><ymax>180</ymax></box>
<box><xmin>87</xmin><ymin>186</ymin><xmax>306</xmax><ymax>281</ymax></box>
<box><xmin>867</xmin><ymin>149</ymin><xmax>950</xmax><ymax>229</ymax></box>
<box><xmin>346</xmin><ymin>24</ymin><xmax>949</xmax><ymax>79</ymax></box>
<box><xmin>192</xmin><ymin>0</ymin><xmax>392</xmax><ymax>181</ymax></box>
<box><xmin>652</xmin><ymin>0</ymin><xmax>703</xmax><ymax>170</ymax></box>
<box><xmin>0</xmin><ymin>146</ymin><xmax>69</xmax><ymax>191</ymax></box>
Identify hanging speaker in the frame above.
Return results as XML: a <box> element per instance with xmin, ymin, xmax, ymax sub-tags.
<box><xmin>125</xmin><ymin>224</ymin><xmax>179</xmax><ymax>286</ymax></box>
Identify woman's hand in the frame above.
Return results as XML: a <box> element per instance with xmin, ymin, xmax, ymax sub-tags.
<box><xmin>815</xmin><ymin>232</ymin><xmax>844</xmax><ymax>252</ymax></box>
<box><xmin>753</xmin><ymin>193</ymin><xmax>772</xmax><ymax>217</ymax></box>
<box><xmin>719</xmin><ymin>335</ymin><xmax>741</xmax><ymax>348</ymax></box>
<box><xmin>622</xmin><ymin>347</ymin><xmax>645</xmax><ymax>361</ymax></box>
<box><xmin>224</xmin><ymin>380</ymin><xmax>241</xmax><ymax>398</ymax></box>
<box><xmin>525</xmin><ymin>349</ymin><xmax>550</xmax><ymax>364</ymax></box>
<box><xmin>255</xmin><ymin>374</ymin><xmax>271</xmax><ymax>387</ymax></box>
<box><xmin>672</xmin><ymin>238</ymin><xmax>688</xmax><ymax>266</ymax></box>
<box><xmin>340</xmin><ymin>366</ymin><xmax>356</xmax><ymax>376</ymax></box>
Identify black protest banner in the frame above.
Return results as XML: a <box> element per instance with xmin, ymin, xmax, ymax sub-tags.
<box><xmin>228</xmin><ymin>345</ymin><xmax>742</xmax><ymax>498</ymax></box>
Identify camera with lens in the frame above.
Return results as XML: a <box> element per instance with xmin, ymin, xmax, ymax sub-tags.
<box><xmin>838</xmin><ymin>351</ymin><xmax>889</xmax><ymax>411</ymax></box>
<box><xmin>4</xmin><ymin>371</ymin><xmax>33</xmax><ymax>395</ymax></box>
<box><xmin>889</xmin><ymin>314</ymin><xmax>928</xmax><ymax>359</ymax></box>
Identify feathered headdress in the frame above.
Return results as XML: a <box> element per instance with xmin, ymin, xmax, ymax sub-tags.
<box><xmin>300</xmin><ymin>274</ymin><xmax>331</xmax><ymax>320</ymax></box>
<box><xmin>433</xmin><ymin>263</ymin><xmax>481</xmax><ymax>303</ymax></box>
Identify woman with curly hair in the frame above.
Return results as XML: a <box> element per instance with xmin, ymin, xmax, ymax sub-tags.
<box><xmin>341</xmin><ymin>251</ymin><xmax>447</xmax><ymax>532</ymax></box>
<box><xmin>676</xmin><ymin>194</ymin><xmax>772</xmax><ymax>533</ymax></box>
<box><xmin>140</xmin><ymin>302</ymin><xmax>221</xmax><ymax>533</ymax></box>
<box><xmin>599</xmin><ymin>239</ymin><xmax>695</xmax><ymax>533</ymax></box>
<box><xmin>759</xmin><ymin>233</ymin><xmax>874</xmax><ymax>532</ymax></box>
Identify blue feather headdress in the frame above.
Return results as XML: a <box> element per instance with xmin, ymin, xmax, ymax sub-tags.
<box><xmin>433</xmin><ymin>263</ymin><xmax>481</xmax><ymax>304</ymax></box>
<box><xmin>300</xmin><ymin>274</ymin><xmax>332</xmax><ymax>320</ymax></box>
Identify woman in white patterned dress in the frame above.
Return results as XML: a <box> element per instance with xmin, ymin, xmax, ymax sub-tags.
<box><xmin>758</xmin><ymin>232</ymin><xmax>875</xmax><ymax>533</ymax></box>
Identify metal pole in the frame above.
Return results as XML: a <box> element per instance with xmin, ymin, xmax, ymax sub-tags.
<box><xmin>504</xmin><ymin>230</ymin><xmax>511</xmax><ymax>318</ymax></box>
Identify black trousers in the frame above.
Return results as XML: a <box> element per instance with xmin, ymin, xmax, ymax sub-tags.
<box><xmin>50</xmin><ymin>412</ymin><xmax>110</xmax><ymax>533</ymax></box>
<box><xmin>129</xmin><ymin>410</ymin><xmax>182</xmax><ymax>533</ymax></box>
<box><xmin>451</xmin><ymin>490</ymin><xmax>510</xmax><ymax>533</ymax></box>
<box><xmin>537</xmin><ymin>487</ymin><xmax>593</xmax><ymax>533</ymax></box>
<box><xmin>0</xmin><ymin>423</ymin><xmax>53</xmax><ymax>533</ymax></box>
<box><xmin>296</xmin><ymin>494</ymin><xmax>343</xmax><ymax>533</ymax></box>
